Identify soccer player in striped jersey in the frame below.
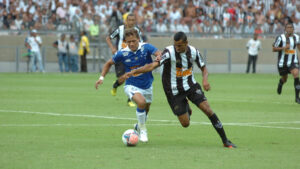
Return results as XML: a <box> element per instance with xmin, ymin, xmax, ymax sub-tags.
<box><xmin>106</xmin><ymin>13</ymin><xmax>143</xmax><ymax>107</ymax></box>
<box><xmin>96</xmin><ymin>28</ymin><xmax>161</xmax><ymax>142</ymax></box>
<box><xmin>272</xmin><ymin>23</ymin><xmax>300</xmax><ymax>104</ymax></box>
<box><xmin>125</xmin><ymin>32</ymin><xmax>236</xmax><ymax>148</ymax></box>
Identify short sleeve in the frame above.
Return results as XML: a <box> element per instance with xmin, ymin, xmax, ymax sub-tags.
<box><xmin>195</xmin><ymin>49</ymin><xmax>205</xmax><ymax>68</ymax></box>
<box><xmin>145</xmin><ymin>43</ymin><xmax>158</xmax><ymax>55</ymax></box>
<box><xmin>37</xmin><ymin>36</ymin><xmax>42</xmax><ymax>44</ymax></box>
<box><xmin>109</xmin><ymin>27</ymin><xmax>119</xmax><ymax>39</ymax></box>
<box><xmin>159</xmin><ymin>48</ymin><xmax>171</xmax><ymax>65</ymax></box>
<box><xmin>273</xmin><ymin>36</ymin><xmax>282</xmax><ymax>47</ymax></box>
<box><xmin>112</xmin><ymin>51</ymin><xmax>123</xmax><ymax>63</ymax></box>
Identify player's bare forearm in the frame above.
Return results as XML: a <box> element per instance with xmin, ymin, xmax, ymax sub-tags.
<box><xmin>101</xmin><ymin>58</ymin><xmax>114</xmax><ymax>77</ymax></box>
<box><xmin>106</xmin><ymin>36</ymin><xmax>117</xmax><ymax>54</ymax></box>
<box><xmin>272</xmin><ymin>47</ymin><xmax>283</xmax><ymax>52</ymax></box>
<box><xmin>95</xmin><ymin>59</ymin><xmax>114</xmax><ymax>89</ymax></box>
<box><xmin>133</xmin><ymin>62</ymin><xmax>160</xmax><ymax>75</ymax></box>
<box><xmin>201</xmin><ymin>66</ymin><xmax>210</xmax><ymax>91</ymax></box>
<box><xmin>273</xmin><ymin>45</ymin><xmax>289</xmax><ymax>52</ymax></box>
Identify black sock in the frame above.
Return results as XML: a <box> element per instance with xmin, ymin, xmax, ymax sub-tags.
<box><xmin>209</xmin><ymin>113</ymin><xmax>228</xmax><ymax>143</ymax></box>
<box><xmin>127</xmin><ymin>98</ymin><xmax>131</xmax><ymax>103</ymax></box>
<box><xmin>279</xmin><ymin>78</ymin><xmax>284</xmax><ymax>86</ymax></box>
<box><xmin>113</xmin><ymin>80</ymin><xmax>120</xmax><ymax>89</ymax></box>
<box><xmin>294</xmin><ymin>78</ymin><xmax>300</xmax><ymax>99</ymax></box>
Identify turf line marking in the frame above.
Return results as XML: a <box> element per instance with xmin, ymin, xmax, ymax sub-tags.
<box><xmin>1</xmin><ymin>123</ymin><xmax>300</xmax><ymax>130</ymax></box>
<box><xmin>1</xmin><ymin>109</ymin><xmax>300</xmax><ymax>130</ymax></box>
<box><xmin>0</xmin><ymin>123</ymin><xmax>181</xmax><ymax>127</ymax></box>
<box><xmin>212</xmin><ymin>98</ymin><xmax>295</xmax><ymax>105</ymax></box>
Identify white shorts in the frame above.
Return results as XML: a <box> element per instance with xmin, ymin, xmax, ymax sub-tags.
<box><xmin>124</xmin><ymin>85</ymin><xmax>153</xmax><ymax>103</ymax></box>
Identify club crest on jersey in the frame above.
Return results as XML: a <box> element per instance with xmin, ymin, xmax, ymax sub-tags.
<box><xmin>196</xmin><ymin>89</ymin><xmax>202</xmax><ymax>95</ymax></box>
<box><xmin>123</xmin><ymin>52</ymin><xmax>129</xmax><ymax>56</ymax></box>
<box><xmin>135</xmin><ymin>57</ymin><xmax>138</xmax><ymax>60</ymax></box>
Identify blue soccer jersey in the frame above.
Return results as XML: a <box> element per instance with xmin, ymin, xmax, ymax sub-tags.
<box><xmin>112</xmin><ymin>43</ymin><xmax>158</xmax><ymax>89</ymax></box>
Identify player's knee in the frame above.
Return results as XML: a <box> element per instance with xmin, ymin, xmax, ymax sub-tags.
<box><xmin>181</xmin><ymin>121</ymin><xmax>190</xmax><ymax>128</ymax></box>
<box><xmin>137</xmin><ymin>101</ymin><xmax>147</xmax><ymax>109</ymax></box>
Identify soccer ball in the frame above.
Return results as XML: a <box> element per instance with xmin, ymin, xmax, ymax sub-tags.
<box><xmin>122</xmin><ymin>129</ymin><xmax>139</xmax><ymax>146</ymax></box>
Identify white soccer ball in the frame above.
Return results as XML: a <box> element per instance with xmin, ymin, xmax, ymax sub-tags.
<box><xmin>122</xmin><ymin>129</ymin><xmax>139</xmax><ymax>146</ymax></box>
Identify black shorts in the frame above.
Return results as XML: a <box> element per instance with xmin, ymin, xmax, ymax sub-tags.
<box><xmin>114</xmin><ymin>62</ymin><xmax>125</xmax><ymax>78</ymax></box>
<box><xmin>278</xmin><ymin>63</ymin><xmax>299</xmax><ymax>76</ymax></box>
<box><xmin>165</xmin><ymin>83</ymin><xmax>207</xmax><ymax>116</ymax></box>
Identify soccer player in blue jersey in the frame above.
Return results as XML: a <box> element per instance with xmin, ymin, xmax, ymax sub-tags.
<box><xmin>95</xmin><ymin>28</ymin><xmax>161</xmax><ymax>142</ymax></box>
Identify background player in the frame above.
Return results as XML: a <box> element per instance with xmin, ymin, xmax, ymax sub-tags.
<box><xmin>106</xmin><ymin>13</ymin><xmax>143</xmax><ymax>107</ymax></box>
<box><xmin>124</xmin><ymin>32</ymin><xmax>236</xmax><ymax>148</ymax></box>
<box><xmin>96</xmin><ymin>28</ymin><xmax>160</xmax><ymax>142</ymax></box>
<box><xmin>273</xmin><ymin>22</ymin><xmax>300</xmax><ymax>104</ymax></box>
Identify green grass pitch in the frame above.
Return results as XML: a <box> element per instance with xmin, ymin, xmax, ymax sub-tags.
<box><xmin>0</xmin><ymin>73</ymin><xmax>299</xmax><ymax>169</ymax></box>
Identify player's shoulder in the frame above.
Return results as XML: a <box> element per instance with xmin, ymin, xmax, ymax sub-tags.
<box><xmin>293</xmin><ymin>33</ymin><xmax>300</xmax><ymax>38</ymax></box>
<box><xmin>188</xmin><ymin>45</ymin><xmax>197</xmax><ymax>51</ymax></box>
<box><xmin>276</xmin><ymin>34</ymin><xmax>285</xmax><ymax>39</ymax></box>
<box><xmin>140</xmin><ymin>42</ymin><xmax>157</xmax><ymax>50</ymax></box>
<box><xmin>164</xmin><ymin>45</ymin><xmax>174</xmax><ymax>51</ymax></box>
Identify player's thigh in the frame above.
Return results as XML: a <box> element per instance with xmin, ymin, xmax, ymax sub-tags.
<box><xmin>132</xmin><ymin>93</ymin><xmax>146</xmax><ymax>107</ymax></box>
<box><xmin>124</xmin><ymin>85</ymin><xmax>147</xmax><ymax>106</ymax></box>
<box><xmin>278</xmin><ymin>66</ymin><xmax>289</xmax><ymax>77</ymax></box>
<box><xmin>187</xmin><ymin>83</ymin><xmax>207</xmax><ymax>107</ymax></box>
<box><xmin>166</xmin><ymin>92</ymin><xmax>189</xmax><ymax>116</ymax></box>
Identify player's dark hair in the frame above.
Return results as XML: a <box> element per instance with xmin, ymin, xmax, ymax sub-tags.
<box><xmin>126</xmin><ymin>13</ymin><xmax>135</xmax><ymax>20</ymax></box>
<box><xmin>174</xmin><ymin>32</ymin><xmax>187</xmax><ymax>42</ymax></box>
<box><xmin>285</xmin><ymin>22</ymin><xmax>294</xmax><ymax>28</ymax></box>
<box><xmin>124</xmin><ymin>28</ymin><xmax>139</xmax><ymax>38</ymax></box>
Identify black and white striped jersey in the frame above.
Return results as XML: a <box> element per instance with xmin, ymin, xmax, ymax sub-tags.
<box><xmin>159</xmin><ymin>45</ymin><xmax>206</xmax><ymax>96</ymax></box>
<box><xmin>273</xmin><ymin>33</ymin><xmax>300</xmax><ymax>68</ymax></box>
<box><xmin>109</xmin><ymin>25</ymin><xmax>143</xmax><ymax>50</ymax></box>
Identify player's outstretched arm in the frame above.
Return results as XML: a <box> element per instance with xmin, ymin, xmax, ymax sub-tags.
<box><xmin>95</xmin><ymin>58</ymin><xmax>114</xmax><ymax>90</ymax></box>
<box><xmin>106</xmin><ymin>36</ymin><xmax>117</xmax><ymax>54</ymax></box>
<box><xmin>200</xmin><ymin>66</ymin><xmax>210</xmax><ymax>91</ymax></box>
<box><xmin>134</xmin><ymin>61</ymin><xmax>160</xmax><ymax>74</ymax></box>
<box><xmin>272</xmin><ymin>45</ymin><xmax>289</xmax><ymax>52</ymax></box>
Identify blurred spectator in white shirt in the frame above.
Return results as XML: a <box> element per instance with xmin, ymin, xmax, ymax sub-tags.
<box><xmin>244</xmin><ymin>22</ymin><xmax>255</xmax><ymax>34</ymax></box>
<box><xmin>168</xmin><ymin>6</ymin><xmax>181</xmax><ymax>24</ymax></box>
<box><xmin>177</xmin><ymin>19</ymin><xmax>190</xmax><ymax>33</ymax></box>
<box><xmin>83</xmin><ymin>13</ymin><xmax>94</xmax><ymax>32</ymax></box>
<box><xmin>156</xmin><ymin>18</ymin><xmax>168</xmax><ymax>32</ymax></box>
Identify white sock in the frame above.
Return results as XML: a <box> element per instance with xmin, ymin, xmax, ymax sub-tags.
<box><xmin>136</xmin><ymin>109</ymin><xmax>146</xmax><ymax>131</ymax></box>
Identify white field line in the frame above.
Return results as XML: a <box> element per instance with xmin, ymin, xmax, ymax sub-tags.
<box><xmin>212</xmin><ymin>98</ymin><xmax>295</xmax><ymax>106</ymax></box>
<box><xmin>1</xmin><ymin>109</ymin><xmax>300</xmax><ymax>130</ymax></box>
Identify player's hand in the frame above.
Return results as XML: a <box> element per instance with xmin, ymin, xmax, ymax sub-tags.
<box><xmin>202</xmin><ymin>80</ymin><xmax>210</xmax><ymax>91</ymax></box>
<box><xmin>95</xmin><ymin>79</ymin><xmax>103</xmax><ymax>90</ymax></box>
<box><xmin>155</xmin><ymin>55</ymin><xmax>162</xmax><ymax>62</ymax></box>
<box><xmin>285</xmin><ymin>44</ymin><xmax>290</xmax><ymax>50</ymax></box>
<box><xmin>125</xmin><ymin>72</ymin><xmax>134</xmax><ymax>79</ymax></box>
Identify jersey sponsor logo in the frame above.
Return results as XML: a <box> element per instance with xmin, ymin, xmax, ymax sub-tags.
<box><xmin>176</xmin><ymin>67</ymin><xmax>192</xmax><ymax>77</ymax></box>
<box><xmin>284</xmin><ymin>49</ymin><xmax>295</xmax><ymax>54</ymax></box>
<box><xmin>125</xmin><ymin>59</ymin><xmax>131</xmax><ymax>62</ymax></box>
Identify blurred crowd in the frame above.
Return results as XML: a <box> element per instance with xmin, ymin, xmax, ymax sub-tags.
<box><xmin>1</xmin><ymin>0</ymin><xmax>300</xmax><ymax>35</ymax></box>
